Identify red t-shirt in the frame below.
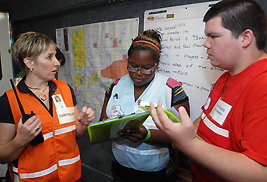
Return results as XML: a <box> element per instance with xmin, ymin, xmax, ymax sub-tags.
<box><xmin>192</xmin><ymin>62</ymin><xmax>267</xmax><ymax>181</ymax></box>
<box><xmin>230</xmin><ymin>72</ymin><xmax>267</xmax><ymax>164</ymax></box>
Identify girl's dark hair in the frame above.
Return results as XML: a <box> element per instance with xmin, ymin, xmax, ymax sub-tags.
<box><xmin>128</xmin><ymin>29</ymin><xmax>162</xmax><ymax>63</ymax></box>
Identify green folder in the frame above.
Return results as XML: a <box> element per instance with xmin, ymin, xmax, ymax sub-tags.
<box><xmin>139</xmin><ymin>105</ymin><xmax>181</xmax><ymax>123</ymax></box>
<box><xmin>139</xmin><ymin>106</ymin><xmax>203</xmax><ymax>141</ymax></box>
<box><xmin>88</xmin><ymin>107</ymin><xmax>182</xmax><ymax>144</ymax></box>
<box><xmin>88</xmin><ymin>112</ymin><xmax>150</xmax><ymax>144</ymax></box>
<box><xmin>163</xmin><ymin>107</ymin><xmax>181</xmax><ymax>123</ymax></box>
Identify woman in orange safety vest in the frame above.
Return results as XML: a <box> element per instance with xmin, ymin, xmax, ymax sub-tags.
<box><xmin>0</xmin><ymin>32</ymin><xmax>95</xmax><ymax>181</ymax></box>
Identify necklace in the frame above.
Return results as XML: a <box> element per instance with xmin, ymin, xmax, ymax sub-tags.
<box><xmin>26</xmin><ymin>83</ymin><xmax>48</xmax><ymax>101</ymax></box>
<box><xmin>39</xmin><ymin>84</ymin><xmax>48</xmax><ymax>101</ymax></box>
<box><xmin>26</xmin><ymin>85</ymin><xmax>41</xmax><ymax>90</ymax></box>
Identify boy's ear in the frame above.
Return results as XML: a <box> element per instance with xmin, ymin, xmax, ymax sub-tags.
<box><xmin>240</xmin><ymin>29</ymin><xmax>253</xmax><ymax>48</ymax></box>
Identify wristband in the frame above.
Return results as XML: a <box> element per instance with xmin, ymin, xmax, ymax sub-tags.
<box><xmin>143</xmin><ymin>128</ymin><xmax>151</xmax><ymax>141</ymax></box>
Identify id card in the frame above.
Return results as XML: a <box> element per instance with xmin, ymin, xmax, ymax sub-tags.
<box><xmin>111</xmin><ymin>105</ymin><xmax>123</xmax><ymax>117</ymax></box>
<box><xmin>52</xmin><ymin>94</ymin><xmax>66</xmax><ymax>109</ymax></box>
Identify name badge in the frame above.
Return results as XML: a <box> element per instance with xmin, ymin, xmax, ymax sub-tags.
<box><xmin>52</xmin><ymin>94</ymin><xmax>66</xmax><ymax>109</ymax></box>
<box><xmin>111</xmin><ymin>105</ymin><xmax>123</xmax><ymax>117</ymax></box>
<box><xmin>210</xmin><ymin>98</ymin><xmax>232</xmax><ymax>125</ymax></box>
<box><xmin>57</xmin><ymin>107</ymin><xmax>75</xmax><ymax>125</ymax></box>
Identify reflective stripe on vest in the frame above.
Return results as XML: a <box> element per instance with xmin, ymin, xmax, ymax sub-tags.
<box><xmin>43</xmin><ymin>124</ymin><xmax>76</xmax><ymax>141</ymax></box>
<box><xmin>113</xmin><ymin>141</ymin><xmax>168</xmax><ymax>155</ymax></box>
<box><xmin>19</xmin><ymin>164</ymin><xmax>57</xmax><ymax>179</ymax></box>
<box><xmin>55</xmin><ymin>125</ymin><xmax>76</xmax><ymax>135</ymax></box>
<box><xmin>13</xmin><ymin>154</ymin><xmax>80</xmax><ymax>179</ymax></box>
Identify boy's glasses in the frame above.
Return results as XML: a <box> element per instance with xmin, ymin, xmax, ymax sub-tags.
<box><xmin>127</xmin><ymin>63</ymin><xmax>157</xmax><ymax>74</ymax></box>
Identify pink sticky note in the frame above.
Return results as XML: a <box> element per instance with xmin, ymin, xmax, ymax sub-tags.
<box><xmin>93</xmin><ymin>43</ymin><xmax>97</xmax><ymax>48</ymax></box>
<box><xmin>113</xmin><ymin>39</ymin><xmax>118</xmax><ymax>47</ymax></box>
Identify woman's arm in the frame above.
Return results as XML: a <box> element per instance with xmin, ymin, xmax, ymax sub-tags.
<box><xmin>75</xmin><ymin>106</ymin><xmax>95</xmax><ymax>139</ymax></box>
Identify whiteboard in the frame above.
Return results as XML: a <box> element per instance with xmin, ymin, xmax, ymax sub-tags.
<box><xmin>144</xmin><ymin>1</ymin><xmax>223</xmax><ymax>121</ymax></box>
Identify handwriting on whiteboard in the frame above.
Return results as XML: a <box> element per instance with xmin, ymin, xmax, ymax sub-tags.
<box><xmin>150</xmin><ymin>19</ymin><xmax>224</xmax><ymax>96</ymax></box>
<box><xmin>145</xmin><ymin>7</ymin><xmax>223</xmax><ymax>120</ymax></box>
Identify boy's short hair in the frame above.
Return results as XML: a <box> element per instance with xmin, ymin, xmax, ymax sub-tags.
<box><xmin>203</xmin><ymin>0</ymin><xmax>267</xmax><ymax>50</ymax></box>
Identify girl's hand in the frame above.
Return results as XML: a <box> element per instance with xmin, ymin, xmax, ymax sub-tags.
<box><xmin>118</xmin><ymin>125</ymin><xmax>147</xmax><ymax>143</ymax></box>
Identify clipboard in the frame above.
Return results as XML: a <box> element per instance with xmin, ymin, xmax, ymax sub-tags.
<box><xmin>88</xmin><ymin>106</ymin><xmax>182</xmax><ymax>144</ymax></box>
<box><xmin>164</xmin><ymin>107</ymin><xmax>181</xmax><ymax>123</ymax></box>
<box><xmin>88</xmin><ymin>112</ymin><xmax>150</xmax><ymax>144</ymax></box>
<box><xmin>140</xmin><ymin>105</ymin><xmax>203</xmax><ymax>141</ymax></box>
<box><xmin>139</xmin><ymin>105</ymin><xmax>181</xmax><ymax>123</ymax></box>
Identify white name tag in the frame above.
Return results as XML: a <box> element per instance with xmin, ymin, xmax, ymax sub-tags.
<box><xmin>210</xmin><ymin>98</ymin><xmax>232</xmax><ymax>125</ymax></box>
<box><xmin>57</xmin><ymin>107</ymin><xmax>75</xmax><ymax>125</ymax></box>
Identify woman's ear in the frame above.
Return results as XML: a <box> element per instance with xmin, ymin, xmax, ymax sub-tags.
<box><xmin>240</xmin><ymin>29</ymin><xmax>253</xmax><ymax>48</ymax></box>
<box><xmin>23</xmin><ymin>58</ymin><xmax>34</xmax><ymax>70</ymax></box>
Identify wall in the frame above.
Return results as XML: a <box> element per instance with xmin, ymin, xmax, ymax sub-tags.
<box><xmin>1</xmin><ymin>0</ymin><xmax>267</xmax><ymax>181</ymax></box>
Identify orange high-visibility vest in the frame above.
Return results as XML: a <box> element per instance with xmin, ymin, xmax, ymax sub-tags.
<box><xmin>6</xmin><ymin>80</ymin><xmax>81</xmax><ymax>182</ymax></box>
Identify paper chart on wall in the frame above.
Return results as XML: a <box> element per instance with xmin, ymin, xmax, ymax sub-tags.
<box><xmin>144</xmin><ymin>1</ymin><xmax>223</xmax><ymax>121</ymax></box>
<box><xmin>56</xmin><ymin>18</ymin><xmax>139</xmax><ymax>123</ymax></box>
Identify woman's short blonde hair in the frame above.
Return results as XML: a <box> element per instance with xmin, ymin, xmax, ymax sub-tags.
<box><xmin>12</xmin><ymin>32</ymin><xmax>57</xmax><ymax>75</ymax></box>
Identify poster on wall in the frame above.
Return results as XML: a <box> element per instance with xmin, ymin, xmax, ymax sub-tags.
<box><xmin>56</xmin><ymin>18</ymin><xmax>139</xmax><ymax>122</ymax></box>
